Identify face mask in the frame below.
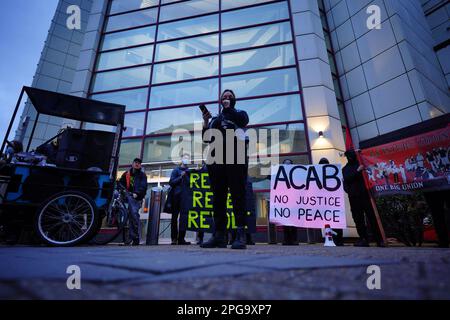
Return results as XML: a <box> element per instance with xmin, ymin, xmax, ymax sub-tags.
<box><xmin>182</xmin><ymin>159</ymin><xmax>189</xmax><ymax>165</ymax></box>
<box><xmin>222</xmin><ymin>99</ymin><xmax>231</xmax><ymax>108</ymax></box>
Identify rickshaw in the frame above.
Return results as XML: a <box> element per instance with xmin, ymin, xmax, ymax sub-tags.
<box><xmin>0</xmin><ymin>87</ymin><xmax>125</xmax><ymax>246</ymax></box>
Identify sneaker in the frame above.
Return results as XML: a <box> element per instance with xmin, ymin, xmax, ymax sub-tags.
<box><xmin>231</xmin><ymin>227</ymin><xmax>247</xmax><ymax>250</ymax></box>
<box><xmin>178</xmin><ymin>240</ymin><xmax>191</xmax><ymax>245</ymax></box>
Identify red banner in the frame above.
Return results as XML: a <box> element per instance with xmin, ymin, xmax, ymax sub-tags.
<box><xmin>360</xmin><ymin>124</ymin><xmax>450</xmax><ymax>196</ymax></box>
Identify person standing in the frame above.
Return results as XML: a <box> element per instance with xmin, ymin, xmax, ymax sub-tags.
<box><xmin>119</xmin><ymin>158</ymin><xmax>148</xmax><ymax>246</ymax></box>
<box><xmin>169</xmin><ymin>153</ymin><xmax>191</xmax><ymax>245</ymax></box>
<box><xmin>343</xmin><ymin>150</ymin><xmax>384</xmax><ymax>247</ymax></box>
<box><xmin>200</xmin><ymin>89</ymin><xmax>249</xmax><ymax>249</ymax></box>
<box><xmin>424</xmin><ymin>190</ymin><xmax>450</xmax><ymax>248</ymax></box>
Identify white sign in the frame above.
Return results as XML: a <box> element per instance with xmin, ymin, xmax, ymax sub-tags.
<box><xmin>269</xmin><ymin>164</ymin><xmax>346</xmax><ymax>229</ymax></box>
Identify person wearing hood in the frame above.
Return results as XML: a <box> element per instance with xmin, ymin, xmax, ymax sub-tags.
<box><xmin>200</xmin><ymin>89</ymin><xmax>250</xmax><ymax>249</ymax></box>
<box><xmin>119</xmin><ymin>158</ymin><xmax>148</xmax><ymax>246</ymax></box>
<box><xmin>343</xmin><ymin>150</ymin><xmax>384</xmax><ymax>247</ymax></box>
<box><xmin>168</xmin><ymin>153</ymin><xmax>191</xmax><ymax>245</ymax></box>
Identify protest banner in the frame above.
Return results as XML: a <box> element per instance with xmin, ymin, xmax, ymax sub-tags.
<box><xmin>360</xmin><ymin>124</ymin><xmax>450</xmax><ymax>196</ymax></box>
<box><xmin>178</xmin><ymin>167</ymin><xmax>256</xmax><ymax>233</ymax></box>
<box><xmin>269</xmin><ymin>164</ymin><xmax>346</xmax><ymax>229</ymax></box>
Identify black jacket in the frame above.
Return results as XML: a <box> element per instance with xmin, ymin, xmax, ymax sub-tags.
<box><xmin>169</xmin><ymin>166</ymin><xmax>188</xmax><ymax>197</ymax></box>
<box><xmin>119</xmin><ymin>168</ymin><xmax>148</xmax><ymax>201</ymax></box>
<box><xmin>342</xmin><ymin>162</ymin><xmax>367</xmax><ymax>197</ymax></box>
<box><xmin>202</xmin><ymin>107</ymin><xmax>249</xmax><ymax>163</ymax></box>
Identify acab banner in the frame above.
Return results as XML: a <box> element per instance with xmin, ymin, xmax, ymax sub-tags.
<box><xmin>179</xmin><ymin>167</ymin><xmax>256</xmax><ymax>233</ymax></box>
<box><xmin>269</xmin><ymin>164</ymin><xmax>347</xmax><ymax>229</ymax></box>
<box><xmin>360</xmin><ymin>124</ymin><xmax>450</xmax><ymax>196</ymax></box>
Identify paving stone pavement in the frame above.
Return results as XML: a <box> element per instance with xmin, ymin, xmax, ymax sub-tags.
<box><xmin>0</xmin><ymin>244</ymin><xmax>449</xmax><ymax>300</ymax></box>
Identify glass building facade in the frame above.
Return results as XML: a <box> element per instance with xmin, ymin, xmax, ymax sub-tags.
<box><xmin>87</xmin><ymin>0</ymin><xmax>310</xmax><ymax>226</ymax></box>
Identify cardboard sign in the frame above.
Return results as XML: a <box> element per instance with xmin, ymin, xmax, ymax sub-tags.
<box><xmin>360</xmin><ymin>124</ymin><xmax>450</xmax><ymax>196</ymax></box>
<box><xmin>178</xmin><ymin>167</ymin><xmax>256</xmax><ymax>233</ymax></box>
<box><xmin>269</xmin><ymin>164</ymin><xmax>346</xmax><ymax>229</ymax></box>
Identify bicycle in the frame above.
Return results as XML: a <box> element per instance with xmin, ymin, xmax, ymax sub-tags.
<box><xmin>90</xmin><ymin>187</ymin><xmax>132</xmax><ymax>245</ymax></box>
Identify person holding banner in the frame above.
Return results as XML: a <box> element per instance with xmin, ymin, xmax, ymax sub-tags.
<box><xmin>200</xmin><ymin>89</ymin><xmax>249</xmax><ymax>250</ymax></box>
<box><xmin>168</xmin><ymin>154</ymin><xmax>191</xmax><ymax>245</ymax></box>
<box><xmin>343</xmin><ymin>150</ymin><xmax>384</xmax><ymax>247</ymax></box>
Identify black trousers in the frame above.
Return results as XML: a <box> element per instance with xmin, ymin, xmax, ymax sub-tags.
<box><xmin>207</xmin><ymin>163</ymin><xmax>247</xmax><ymax>232</ymax></box>
<box><xmin>349</xmin><ymin>194</ymin><xmax>382</xmax><ymax>243</ymax></box>
<box><xmin>424</xmin><ymin>191</ymin><xmax>450</xmax><ymax>246</ymax></box>
<box><xmin>170</xmin><ymin>198</ymin><xmax>186</xmax><ymax>241</ymax></box>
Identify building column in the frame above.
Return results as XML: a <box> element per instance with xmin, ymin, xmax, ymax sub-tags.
<box><xmin>290</xmin><ymin>0</ymin><xmax>356</xmax><ymax>237</ymax></box>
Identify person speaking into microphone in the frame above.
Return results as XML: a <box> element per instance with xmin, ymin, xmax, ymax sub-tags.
<box><xmin>200</xmin><ymin>89</ymin><xmax>250</xmax><ymax>249</ymax></box>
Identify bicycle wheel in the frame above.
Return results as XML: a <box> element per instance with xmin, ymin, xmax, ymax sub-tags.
<box><xmin>35</xmin><ymin>191</ymin><xmax>99</xmax><ymax>247</ymax></box>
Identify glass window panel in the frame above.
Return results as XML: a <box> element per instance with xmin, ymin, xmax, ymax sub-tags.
<box><xmin>157</xmin><ymin>14</ymin><xmax>218</xmax><ymax>41</ymax></box>
<box><xmin>222</xmin><ymin>44</ymin><xmax>295</xmax><ymax>74</ymax></box>
<box><xmin>160</xmin><ymin>0</ymin><xmax>218</xmax><ymax>22</ymax></box>
<box><xmin>123</xmin><ymin>112</ymin><xmax>146</xmax><ymax>137</ymax></box>
<box><xmin>101</xmin><ymin>26</ymin><xmax>156</xmax><ymax>51</ymax></box>
<box><xmin>110</xmin><ymin>0</ymin><xmax>158</xmax><ymax>15</ymax></box>
<box><xmin>150</xmin><ymin>78</ymin><xmax>218</xmax><ymax>108</ymax></box>
<box><xmin>155</xmin><ymin>34</ymin><xmax>218</xmax><ymax>61</ymax></box>
<box><xmin>222</xmin><ymin>21</ymin><xmax>291</xmax><ymax>51</ymax></box>
<box><xmin>221</xmin><ymin>68</ymin><xmax>298</xmax><ymax>98</ymax></box>
<box><xmin>222</xmin><ymin>2</ymin><xmax>289</xmax><ymax>30</ymax></box>
<box><xmin>91</xmin><ymin>88</ymin><xmax>148</xmax><ymax>111</ymax></box>
<box><xmin>119</xmin><ymin>139</ymin><xmax>142</xmax><ymax>165</ymax></box>
<box><xmin>146</xmin><ymin>104</ymin><xmax>217</xmax><ymax>134</ymax></box>
<box><xmin>161</xmin><ymin>0</ymin><xmax>181</xmax><ymax>3</ymax></box>
<box><xmin>249</xmin><ymin>123</ymin><xmax>307</xmax><ymax>156</ymax></box>
<box><xmin>92</xmin><ymin>65</ymin><xmax>151</xmax><ymax>92</ymax></box>
<box><xmin>222</xmin><ymin>0</ymin><xmax>275</xmax><ymax>10</ymax></box>
<box><xmin>237</xmin><ymin>94</ymin><xmax>303</xmax><ymax>126</ymax></box>
<box><xmin>153</xmin><ymin>55</ymin><xmax>218</xmax><ymax>84</ymax></box>
<box><xmin>97</xmin><ymin>45</ymin><xmax>153</xmax><ymax>70</ymax></box>
<box><xmin>143</xmin><ymin>135</ymin><xmax>178</xmax><ymax>162</ymax></box>
<box><xmin>249</xmin><ymin>155</ymin><xmax>309</xmax><ymax>190</ymax></box>
<box><xmin>106</xmin><ymin>8</ymin><xmax>158</xmax><ymax>32</ymax></box>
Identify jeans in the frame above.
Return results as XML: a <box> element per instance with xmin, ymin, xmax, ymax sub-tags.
<box><xmin>127</xmin><ymin>195</ymin><xmax>142</xmax><ymax>243</ymax></box>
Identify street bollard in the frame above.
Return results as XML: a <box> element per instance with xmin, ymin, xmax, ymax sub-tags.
<box><xmin>266</xmin><ymin>199</ymin><xmax>277</xmax><ymax>244</ymax></box>
<box><xmin>145</xmin><ymin>187</ymin><xmax>164</xmax><ymax>245</ymax></box>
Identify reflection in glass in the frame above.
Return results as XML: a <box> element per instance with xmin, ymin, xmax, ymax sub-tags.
<box><xmin>222</xmin><ymin>44</ymin><xmax>295</xmax><ymax>74</ymax></box>
<box><xmin>110</xmin><ymin>0</ymin><xmax>158</xmax><ymax>15</ymax></box>
<box><xmin>155</xmin><ymin>34</ymin><xmax>218</xmax><ymax>61</ymax></box>
<box><xmin>97</xmin><ymin>45</ymin><xmax>153</xmax><ymax>70</ymax></box>
<box><xmin>146</xmin><ymin>104</ymin><xmax>216</xmax><ymax>134</ymax></box>
<box><xmin>222</xmin><ymin>0</ymin><xmax>275</xmax><ymax>10</ymax></box>
<box><xmin>123</xmin><ymin>112</ymin><xmax>146</xmax><ymax>137</ymax></box>
<box><xmin>160</xmin><ymin>0</ymin><xmax>218</xmax><ymax>22</ymax></box>
<box><xmin>91</xmin><ymin>88</ymin><xmax>148</xmax><ymax>111</ymax></box>
<box><xmin>119</xmin><ymin>139</ymin><xmax>142</xmax><ymax>165</ymax></box>
<box><xmin>237</xmin><ymin>94</ymin><xmax>303</xmax><ymax>125</ymax></box>
<box><xmin>106</xmin><ymin>8</ymin><xmax>158</xmax><ymax>32</ymax></box>
<box><xmin>92</xmin><ymin>65</ymin><xmax>151</xmax><ymax>92</ymax></box>
<box><xmin>158</xmin><ymin>14</ymin><xmax>218</xmax><ymax>41</ymax></box>
<box><xmin>250</xmin><ymin>123</ymin><xmax>307</xmax><ymax>157</ymax></box>
<box><xmin>222</xmin><ymin>22</ymin><xmax>291</xmax><ymax>51</ymax></box>
<box><xmin>143</xmin><ymin>135</ymin><xmax>205</xmax><ymax>163</ymax></box>
<box><xmin>101</xmin><ymin>26</ymin><xmax>156</xmax><ymax>51</ymax></box>
<box><xmin>222</xmin><ymin>2</ymin><xmax>289</xmax><ymax>30</ymax></box>
<box><xmin>153</xmin><ymin>55</ymin><xmax>218</xmax><ymax>84</ymax></box>
<box><xmin>222</xmin><ymin>68</ymin><xmax>298</xmax><ymax>98</ymax></box>
<box><xmin>150</xmin><ymin>78</ymin><xmax>218</xmax><ymax>108</ymax></box>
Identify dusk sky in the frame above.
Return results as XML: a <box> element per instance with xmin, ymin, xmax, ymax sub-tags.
<box><xmin>0</xmin><ymin>0</ymin><xmax>58</xmax><ymax>139</ymax></box>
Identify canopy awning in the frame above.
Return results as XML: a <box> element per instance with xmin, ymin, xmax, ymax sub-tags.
<box><xmin>24</xmin><ymin>86</ymin><xmax>125</xmax><ymax>126</ymax></box>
